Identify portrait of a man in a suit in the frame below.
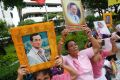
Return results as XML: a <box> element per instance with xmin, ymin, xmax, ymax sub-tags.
<box><xmin>26</xmin><ymin>33</ymin><xmax>50</xmax><ymax>66</ymax></box>
<box><xmin>67</xmin><ymin>2</ymin><xmax>80</xmax><ymax>24</ymax></box>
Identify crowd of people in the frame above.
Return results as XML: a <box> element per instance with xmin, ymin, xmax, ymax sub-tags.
<box><xmin>16</xmin><ymin>24</ymin><xmax>120</xmax><ymax>80</ymax></box>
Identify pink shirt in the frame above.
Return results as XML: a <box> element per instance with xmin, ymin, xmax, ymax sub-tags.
<box><xmin>51</xmin><ymin>70</ymin><xmax>71</xmax><ymax>80</ymax></box>
<box><xmin>91</xmin><ymin>49</ymin><xmax>110</xmax><ymax>78</ymax></box>
<box><xmin>62</xmin><ymin>47</ymin><xmax>94</xmax><ymax>80</ymax></box>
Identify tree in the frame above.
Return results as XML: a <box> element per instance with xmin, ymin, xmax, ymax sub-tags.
<box><xmin>0</xmin><ymin>0</ymin><xmax>25</xmax><ymax>21</ymax></box>
<box><xmin>82</xmin><ymin>0</ymin><xmax>108</xmax><ymax>16</ymax></box>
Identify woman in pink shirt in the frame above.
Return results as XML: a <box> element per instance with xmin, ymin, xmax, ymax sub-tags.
<box><xmin>58</xmin><ymin>25</ymin><xmax>100</xmax><ymax>80</ymax></box>
<box><xmin>90</xmin><ymin>36</ymin><xmax>118</xmax><ymax>80</ymax></box>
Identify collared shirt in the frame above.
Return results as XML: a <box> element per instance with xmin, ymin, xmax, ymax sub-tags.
<box><xmin>68</xmin><ymin>12</ymin><xmax>80</xmax><ymax>24</ymax></box>
<box><xmin>27</xmin><ymin>47</ymin><xmax>48</xmax><ymax>66</ymax></box>
<box><xmin>62</xmin><ymin>47</ymin><xmax>94</xmax><ymax>80</ymax></box>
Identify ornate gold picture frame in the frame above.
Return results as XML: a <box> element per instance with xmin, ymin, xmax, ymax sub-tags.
<box><xmin>10</xmin><ymin>21</ymin><xmax>58</xmax><ymax>73</ymax></box>
<box><xmin>61</xmin><ymin>0</ymin><xmax>85</xmax><ymax>31</ymax></box>
<box><xmin>103</xmin><ymin>13</ymin><xmax>112</xmax><ymax>27</ymax></box>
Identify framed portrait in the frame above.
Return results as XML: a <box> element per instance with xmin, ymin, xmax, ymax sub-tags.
<box><xmin>61</xmin><ymin>0</ymin><xmax>85</xmax><ymax>31</ymax></box>
<box><xmin>10</xmin><ymin>21</ymin><xmax>58</xmax><ymax>73</ymax></box>
<box><xmin>103</xmin><ymin>13</ymin><xmax>112</xmax><ymax>27</ymax></box>
<box><xmin>93</xmin><ymin>20</ymin><xmax>111</xmax><ymax>38</ymax></box>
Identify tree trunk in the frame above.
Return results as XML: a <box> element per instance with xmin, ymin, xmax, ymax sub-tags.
<box><xmin>17</xmin><ymin>7</ymin><xmax>22</xmax><ymax>22</ymax></box>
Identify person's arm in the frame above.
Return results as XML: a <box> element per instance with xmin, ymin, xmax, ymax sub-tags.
<box><xmin>84</xmin><ymin>41</ymin><xmax>89</xmax><ymax>49</ymax></box>
<box><xmin>57</xmin><ymin>29</ymin><xmax>69</xmax><ymax>55</ymax></box>
<box><xmin>16</xmin><ymin>65</ymin><xmax>28</xmax><ymax>80</ymax></box>
<box><xmin>108</xmin><ymin>36</ymin><xmax>118</xmax><ymax>56</ymax></box>
<box><xmin>81</xmin><ymin>25</ymin><xmax>100</xmax><ymax>55</ymax></box>
<box><xmin>55</xmin><ymin>56</ymin><xmax>78</xmax><ymax>80</ymax></box>
<box><xmin>62</xmin><ymin>64</ymin><xmax>78</xmax><ymax>80</ymax></box>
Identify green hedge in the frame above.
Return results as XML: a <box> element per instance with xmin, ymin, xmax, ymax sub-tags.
<box><xmin>0</xmin><ymin>43</ymin><xmax>18</xmax><ymax>80</ymax></box>
<box><xmin>0</xmin><ymin>44</ymin><xmax>17</xmax><ymax>67</ymax></box>
<box><xmin>0</xmin><ymin>62</ymin><xmax>19</xmax><ymax>80</ymax></box>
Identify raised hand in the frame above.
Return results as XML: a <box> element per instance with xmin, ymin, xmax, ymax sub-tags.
<box><xmin>17</xmin><ymin>65</ymin><xmax>28</xmax><ymax>80</ymax></box>
<box><xmin>61</xmin><ymin>28</ymin><xmax>69</xmax><ymax>38</ymax></box>
<box><xmin>81</xmin><ymin>25</ymin><xmax>92</xmax><ymax>38</ymax></box>
<box><xmin>55</xmin><ymin>56</ymin><xmax>63</xmax><ymax>66</ymax></box>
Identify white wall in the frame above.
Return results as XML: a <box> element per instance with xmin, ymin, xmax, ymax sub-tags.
<box><xmin>11</xmin><ymin>7</ymin><xmax>20</xmax><ymax>26</ymax></box>
<box><xmin>24</xmin><ymin>16</ymin><xmax>44</xmax><ymax>22</ymax></box>
<box><xmin>22</xmin><ymin>6</ymin><xmax>62</xmax><ymax>15</ymax></box>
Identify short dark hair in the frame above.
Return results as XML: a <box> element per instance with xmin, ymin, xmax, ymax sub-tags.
<box><xmin>69</xmin><ymin>2</ymin><xmax>77</xmax><ymax>8</ymax></box>
<box><xmin>65</xmin><ymin>40</ymin><xmax>75</xmax><ymax>50</ymax></box>
<box><xmin>33</xmin><ymin>68</ymin><xmax>52</xmax><ymax>80</ymax></box>
<box><xmin>30</xmin><ymin>33</ymin><xmax>39</xmax><ymax>41</ymax></box>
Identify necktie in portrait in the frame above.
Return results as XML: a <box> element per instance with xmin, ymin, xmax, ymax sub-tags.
<box><xmin>74</xmin><ymin>16</ymin><xmax>79</xmax><ymax>23</ymax></box>
<box><xmin>37</xmin><ymin>50</ymin><xmax>47</xmax><ymax>62</ymax></box>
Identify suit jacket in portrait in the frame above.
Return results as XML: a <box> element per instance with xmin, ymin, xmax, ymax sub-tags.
<box><xmin>67</xmin><ymin>12</ymin><xmax>80</xmax><ymax>24</ymax></box>
<box><xmin>27</xmin><ymin>47</ymin><xmax>48</xmax><ymax>66</ymax></box>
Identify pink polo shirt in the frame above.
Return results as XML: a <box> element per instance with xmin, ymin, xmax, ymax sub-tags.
<box><xmin>62</xmin><ymin>47</ymin><xmax>94</xmax><ymax>80</ymax></box>
<box><xmin>91</xmin><ymin>49</ymin><xmax>110</xmax><ymax>78</ymax></box>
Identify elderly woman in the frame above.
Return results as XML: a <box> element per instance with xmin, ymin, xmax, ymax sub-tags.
<box><xmin>58</xmin><ymin>25</ymin><xmax>100</xmax><ymax>80</ymax></box>
<box><xmin>91</xmin><ymin>37</ymin><xmax>118</xmax><ymax>80</ymax></box>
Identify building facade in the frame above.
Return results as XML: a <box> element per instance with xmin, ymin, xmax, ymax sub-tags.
<box><xmin>23</xmin><ymin>0</ymin><xmax>63</xmax><ymax>22</ymax></box>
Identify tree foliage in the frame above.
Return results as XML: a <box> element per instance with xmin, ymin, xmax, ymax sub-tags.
<box><xmin>0</xmin><ymin>20</ymin><xmax>10</xmax><ymax>55</ymax></box>
<box><xmin>0</xmin><ymin>20</ymin><xmax>9</xmax><ymax>39</ymax></box>
<box><xmin>0</xmin><ymin>0</ymin><xmax>25</xmax><ymax>9</ymax></box>
<box><xmin>82</xmin><ymin>0</ymin><xmax>108</xmax><ymax>16</ymax></box>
